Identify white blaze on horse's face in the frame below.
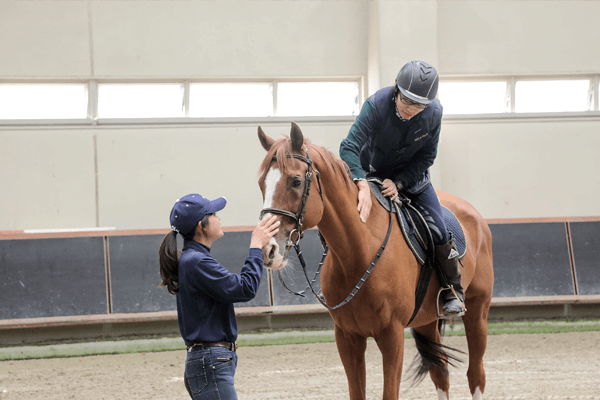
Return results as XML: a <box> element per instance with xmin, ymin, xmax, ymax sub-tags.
<box><xmin>261</xmin><ymin>167</ymin><xmax>287</xmax><ymax>270</ymax></box>
<box><xmin>263</xmin><ymin>167</ymin><xmax>281</xmax><ymax>209</ymax></box>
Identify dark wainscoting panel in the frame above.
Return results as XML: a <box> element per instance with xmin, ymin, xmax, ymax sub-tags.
<box><xmin>489</xmin><ymin>223</ymin><xmax>574</xmax><ymax>297</ymax></box>
<box><xmin>109</xmin><ymin>235</ymin><xmax>176</xmax><ymax>313</ymax></box>
<box><xmin>0</xmin><ymin>237</ymin><xmax>107</xmax><ymax>319</ymax></box>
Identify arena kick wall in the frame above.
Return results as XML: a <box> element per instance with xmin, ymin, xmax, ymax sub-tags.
<box><xmin>1</xmin><ymin>219</ymin><xmax>600</xmax><ymax>346</ymax></box>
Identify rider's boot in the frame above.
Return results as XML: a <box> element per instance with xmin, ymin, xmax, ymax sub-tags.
<box><xmin>435</xmin><ymin>238</ymin><xmax>466</xmax><ymax>318</ymax></box>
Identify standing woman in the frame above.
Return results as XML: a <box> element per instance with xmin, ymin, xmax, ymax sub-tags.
<box><xmin>339</xmin><ymin>60</ymin><xmax>465</xmax><ymax>318</ymax></box>
<box><xmin>159</xmin><ymin>193</ymin><xmax>279</xmax><ymax>399</ymax></box>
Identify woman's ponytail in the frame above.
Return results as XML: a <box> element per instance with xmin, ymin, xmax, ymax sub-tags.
<box><xmin>159</xmin><ymin>230</ymin><xmax>180</xmax><ymax>295</ymax></box>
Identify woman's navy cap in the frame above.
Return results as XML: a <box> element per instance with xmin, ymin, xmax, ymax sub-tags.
<box><xmin>169</xmin><ymin>194</ymin><xmax>227</xmax><ymax>237</ymax></box>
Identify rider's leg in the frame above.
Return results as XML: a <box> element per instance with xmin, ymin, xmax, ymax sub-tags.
<box><xmin>407</xmin><ymin>185</ymin><xmax>465</xmax><ymax>317</ymax></box>
<box><xmin>434</xmin><ymin>238</ymin><xmax>466</xmax><ymax>317</ymax></box>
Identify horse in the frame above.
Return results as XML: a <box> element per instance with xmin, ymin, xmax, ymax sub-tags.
<box><xmin>256</xmin><ymin>122</ymin><xmax>494</xmax><ymax>400</ymax></box>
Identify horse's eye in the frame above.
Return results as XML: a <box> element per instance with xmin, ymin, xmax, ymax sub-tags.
<box><xmin>292</xmin><ymin>178</ymin><xmax>302</xmax><ymax>188</ymax></box>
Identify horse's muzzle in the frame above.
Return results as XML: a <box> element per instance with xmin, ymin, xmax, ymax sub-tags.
<box><xmin>262</xmin><ymin>237</ymin><xmax>286</xmax><ymax>270</ymax></box>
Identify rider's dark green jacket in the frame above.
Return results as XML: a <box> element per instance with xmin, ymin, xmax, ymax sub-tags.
<box><xmin>340</xmin><ymin>86</ymin><xmax>443</xmax><ymax>194</ymax></box>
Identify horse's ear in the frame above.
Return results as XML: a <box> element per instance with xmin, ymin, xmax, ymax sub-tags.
<box><xmin>290</xmin><ymin>122</ymin><xmax>304</xmax><ymax>153</ymax></box>
<box><xmin>258</xmin><ymin>126</ymin><xmax>275</xmax><ymax>151</ymax></box>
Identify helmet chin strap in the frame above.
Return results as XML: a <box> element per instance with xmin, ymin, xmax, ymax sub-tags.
<box><xmin>394</xmin><ymin>102</ymin><xmax>410</xmax><ymax>122</ymax></box>
<box><xmin>393</xmin><ymin>90</ymin><xmax>411</xmax><ymax>122</ymax></box>
<box><xmin>396</xmin><ymin>111</ymin><xmax>410</xmax><ymax>122</ymax></box>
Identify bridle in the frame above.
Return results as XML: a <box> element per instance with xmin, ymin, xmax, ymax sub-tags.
<box><xmin>259</xmin><ymin>148</ymin><xmax>323</xmax><ymax>247</ymax></box>
<box><xmin>259</xmin><ymin>147</ymin><xmax>393</xmax><ymax>310</ymax></box>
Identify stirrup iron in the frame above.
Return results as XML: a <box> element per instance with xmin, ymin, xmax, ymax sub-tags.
<box><xmin>436</xmin><ymin>285</ymin><xmax>466</xmax><ymax>319</ymax></box>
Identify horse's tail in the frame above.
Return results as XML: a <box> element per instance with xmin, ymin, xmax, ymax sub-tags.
<box><xmin>406</xmin><ymin>321</ymin><xmax>464</xmax><ymax>387</ymax></box>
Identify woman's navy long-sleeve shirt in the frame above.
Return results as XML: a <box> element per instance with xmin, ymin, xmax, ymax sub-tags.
<box><xmin>176</xmin><ymin>240</ymin><xmax>263</xmax><ymax>346</ymax></box>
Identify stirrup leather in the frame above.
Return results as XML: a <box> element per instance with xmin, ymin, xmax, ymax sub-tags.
<box><xmin>436</xmin><ymin>285</ymin><xmax>466</xmax><ymax>319</ymax></box>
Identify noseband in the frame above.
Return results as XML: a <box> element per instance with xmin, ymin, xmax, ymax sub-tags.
<box><xmin>259</xmin><ymin>148</ymin><xmax>323</xmax><ymax>246</ymax></box>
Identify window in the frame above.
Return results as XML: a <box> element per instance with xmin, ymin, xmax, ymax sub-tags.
<box><xmin>0</xmin><ymin>79</ymin><xmax>361</xmax><ymax>122</ymax></box>
<box><xmin>97</xmin><ymin>84</ymin><xmax>184</xmax><ymax>118</ymax></box>
<box><xmin>515</xmin><ymin>80</ymin><xmax>590</xmax><ymax>113</ymax></box>
<box><xmin>276</xmin><ymin>82</ymin><xmax>359</xmax><ymax>116</ymax></box>
<box><xmin>2</xmin><ymin>75</ymin><xmax>598</xmax><ymax>124</ymax></box>
<box><xmin>438</xmin><ymin>81</ymin><xmax>507</xmax><ymax>114</ymax></box>
<box><xmin>0</xmin><ymin>83</ymin><xmax>87</xmax><ymax>119</ymax></box>
<box><xmin>439</xmin><ymin>77</ymin><xmax>595</xmax><ymax>115</ymax></box>
<box><xmin>189</xmin><ymin>83</ymin><xmax>273</xmax><ymax>118</ymax></box>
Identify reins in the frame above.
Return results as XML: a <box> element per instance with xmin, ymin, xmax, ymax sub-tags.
<box><xmin>298</xmin><ymin>200</ymin><xmax>393</xmax><ymax>310</ymax></box>
<box><xmin>259</xmin><ymin>148</ymin><xmax>393</xmax><ymax>310</ymax></box>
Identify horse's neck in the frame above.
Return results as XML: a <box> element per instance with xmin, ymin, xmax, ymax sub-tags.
<box><xmin>316</xmin><ymin>166</ymin><xmax>387</xmax><ymax>265</ymax></box>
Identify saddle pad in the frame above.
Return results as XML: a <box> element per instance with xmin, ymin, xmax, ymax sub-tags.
<box><xmin>441</xmin><ymin>206</ymin><xmax>468</xmax><ymax>259</ymax></box>
<box><xmin>368</xmin><ymin>180</ymin><xmax>467</xmax><ymax>264</ymax></box>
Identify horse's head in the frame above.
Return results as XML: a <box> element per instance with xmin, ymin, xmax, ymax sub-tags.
<box><xmin>257</xmin><ymin>122</ymin><xmax>325</xmax><ymax>270</ymax></box>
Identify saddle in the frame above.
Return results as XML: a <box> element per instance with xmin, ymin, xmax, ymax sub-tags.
<box><xmin>368</xmin><ymin>179</ymin><xmax>467</xmax><ymax>264</ymax></box>
<box><xmin>368</xmin><ymin>179</ymin><xmax>467</xmax><ymax>324</ymax></box>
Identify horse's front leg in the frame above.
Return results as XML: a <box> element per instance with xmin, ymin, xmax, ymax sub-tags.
<box><xmin>335</xmin><ymin>324</ymin><xmax>368</xmax><ymax>400</ymax></box>
<box><xmin>374</xmin><ymin>323</ymin><xmax>405</xmax><ymax>400</ymax></box>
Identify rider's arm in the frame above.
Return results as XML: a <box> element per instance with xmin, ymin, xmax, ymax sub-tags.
<box><xmin>339</xmin><ymin>100</ymin><xmax>378</xmax><ymax>181</ymax></box>
<box><xmin>340</xmin><ymin>100</ymin><xmax>379</xmax><ymax>223</ymax></box>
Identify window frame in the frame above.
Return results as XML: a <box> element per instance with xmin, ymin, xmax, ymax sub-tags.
<box><xmin>0</xmin><ymin>79</ymin><xmax>92</xmax><ymax>125</ymax></box>
<box><xmin>437</xmin><ymin>78</ymin><xmax>510</xmax><ymax>115</ymax></box>
<box><xmin>2</xmin><ymin>74</ymin><xmax>600</xmax><ymax>126</ymax></box>
<box><xmin>96</xmin><ymin>82</ymin><xmax>186</xmax><ymax>119</ymax></box>
<box><xmin>0</xmin><ymin>77</ymin><xmax>364</xmax><ymax>126</ymax></box>
<box><xmin>440</xmin><ymin>74</ymin><xmax>599</xmax><ymax>121</ymax></box>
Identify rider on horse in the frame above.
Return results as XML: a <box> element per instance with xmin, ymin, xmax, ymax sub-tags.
<box><xmin>339</xmin><ymin>60</ymin><xmax>465</xmax><ymax>318</ymax></box>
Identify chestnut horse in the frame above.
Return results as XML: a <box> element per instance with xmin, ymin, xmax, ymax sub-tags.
<box><xmin>257</xmin><ymin>122</ymin><xmax>493</xmax><ymax>400</ymax></box>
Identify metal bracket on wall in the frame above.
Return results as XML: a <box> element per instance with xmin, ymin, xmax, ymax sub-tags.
<box><xmin>103</xmin><ymin>236</ymin><xmax>113</xmax><ymax>313</ymax></box>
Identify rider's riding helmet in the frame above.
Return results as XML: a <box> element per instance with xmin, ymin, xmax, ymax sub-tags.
<box><xmin>395</xmin><ymin>61</ymin><xmax>439</xmax><ymax>105</ymax></box>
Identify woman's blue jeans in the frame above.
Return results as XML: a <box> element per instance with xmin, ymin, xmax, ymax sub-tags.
<box><xmin>184</xmin><ymin>346</ymin><xmax>238</xmax><ymax>400</ymax></box>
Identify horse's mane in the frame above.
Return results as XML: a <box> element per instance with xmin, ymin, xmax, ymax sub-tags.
<box><xmin>258</xmin><ymin>136</ymin><xmax>354</xmax><ymax>192</ymax></box>
<box><xmin>309</xmin><ymin>144</ymin><xmax>355</xmax><ymax>190</ymax></box>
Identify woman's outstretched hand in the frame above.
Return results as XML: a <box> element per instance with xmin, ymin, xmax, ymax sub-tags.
<box><xmin>250</xmin><ymin>215</ymin><xmax>280</xmax><ymax>249</ymax></box>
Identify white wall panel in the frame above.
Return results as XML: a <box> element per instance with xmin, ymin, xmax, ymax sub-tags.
<box><xmin>0</xmin><ymin>129</ymin><xmax>97</xmax><ymax>230</ymax></box>
<box><xmin>91</xmin><ymin>1</ymin><xmax>367</xmax><ymax>78</ymax></box>
<box><xmin>439</xmin><ymin>118</ymin><xmax>600</xmax><ymax>218</ymax></box>
<box><xmin>95</xmin><ymin>122</ymin><xmax>352</xmax><ymax>229</ymax></box>
<box><xmin>2</xmin><ymin>116</ymin><xmax>599</xmax><ymax>231</ymax></box>
<box><xmin>438</xmin><ymin>1</ymin><xmax>600</xmax><ymax>75</ymax></box>
<box><xmin>0</xmin><ymin>2</ymin><xmax>90</xmax><ymax>78</ymax></box>
<box><xmin>377</xmin><ymin>1</ymin><xmax>439</xmax><ymax>86</ymax></box>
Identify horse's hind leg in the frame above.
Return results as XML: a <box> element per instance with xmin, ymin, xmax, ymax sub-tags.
<box><xmin>335</xmin><ymin>325</ymin><xmax>368</xmax><ymax>400</ymax></box>
<box><xmin>413</xmin><ymin>320</ymin><xmax>450</xmax><ymax>399</ymax></box>
<box><xmin>462</xmin><ymin>292</ymin><xmax>492</xmax><ymax>399</ymax></box>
